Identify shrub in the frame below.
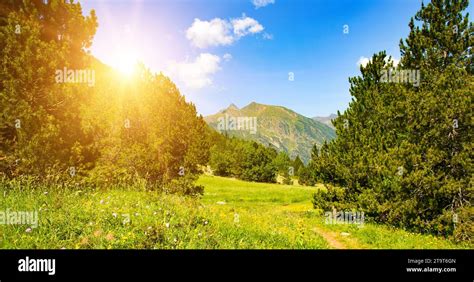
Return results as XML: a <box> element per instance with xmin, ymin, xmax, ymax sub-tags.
<box><xmin>163</xmin><ymin>174</ymin><xmax>204</xmax><ymax>197</ymax></box>
<box><xmin>312</xmin><ymin>185</ymin><xmax>346</xmax><ymax>211</ymax></box>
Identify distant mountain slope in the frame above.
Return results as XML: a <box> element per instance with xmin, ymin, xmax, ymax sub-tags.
<box><xmin>204</xmin><ymin>102</ymin><xmax>336</xmax><ymax>163</ymax></box>
<box><xmin>313</xmin><ymin>114</ymin><xmax>337</xmax><ymax>129</ymax></box>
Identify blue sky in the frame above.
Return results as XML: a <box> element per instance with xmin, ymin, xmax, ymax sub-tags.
<box><xmin>81</xmin><ymin>0</ymin><xmax>473</xmax><ymax>117</ymax></box>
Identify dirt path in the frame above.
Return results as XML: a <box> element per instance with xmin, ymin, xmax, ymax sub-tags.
<box><xmin>312</xmin><ymin>227</ymin><xmax>346</xmax><ymax>249</ymax></box>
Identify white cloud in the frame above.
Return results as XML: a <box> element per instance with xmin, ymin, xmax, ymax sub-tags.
<box><xmin>167</xmin><ymin>53</ymin><xmax>221</xmax><ymax>89</ymax></box>
<box><xmin>223</xmin><ymin>53</ymin><xmax>232</xmax><ymax>62</ymax></box>
<box><xmin>252</xmin><ymin>0</ymin><xmax>275</xmax><ymax>9</ymax></box>
<box><xmin>186</xmin><ymin>18</ymin><xmax>234</xmax><ymax>49</ymax></box>
<box><xmin>357</xmin><ymin>56</ymin><xmax>400</xmax><ymax>68</ymax></box>
<box><xmin>357</xmin><ymin>56</ymin><xmax>370</xmax><ymax>67</ymax></box>
<box><xmin>185</xmin><ymin>15</ymin><xmax>264</xmax><ymax>49</ymax></box>
<box><xmin>232</xmin><ymin>15</ymin><xmax>264</xmax><ymax>37</ymax></box>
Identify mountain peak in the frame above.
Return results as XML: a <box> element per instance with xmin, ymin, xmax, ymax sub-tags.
<box><xmin>313</xmin><ymin>113</ymin><xmax>337</xmax><ymax>119</ymax></box>
<box><xmin>243</xmin><ymin>101</ymin><xmax>267</xmax><ymax>111</ymax></box>
<box><xmin>218</xmin><ymin>103</ymin><xmax>240</xmax><ymax>114</ymax></box>
<box><xmin>312</xmin><ymin>114</ymin><xmax>337</xmax><ymax>129</ymax></box>
<box><xmin>227</xmin><ymin>103</ymin><xmax>239</xmax><ymax>110</ymax></box>
<box><xmin>204</xmin><ymin>103</ymin><xmax>336</xmax><ymax>163</ymax></box>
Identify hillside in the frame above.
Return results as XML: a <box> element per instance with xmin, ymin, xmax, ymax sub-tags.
<box><xmin>204</xmin><ymin>102</ymin><xmax>336</xmax><ymax>163</ymax></box>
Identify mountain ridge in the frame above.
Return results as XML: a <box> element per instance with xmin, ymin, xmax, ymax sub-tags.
<box><xmin>313</xmin><ymin>113</ymin><xmax>337</xmax><ymax>129</ymax></box>
<box><xmin>205</xmin><ymin>102</ymin><xmax>336</xmax><ymax>163</ymax></box>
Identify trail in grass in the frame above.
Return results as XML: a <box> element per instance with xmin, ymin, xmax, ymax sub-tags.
<box><xmin>312</xmin><ymin>227</ymin><xmax>346</xmax><ymax>249</ymax></box>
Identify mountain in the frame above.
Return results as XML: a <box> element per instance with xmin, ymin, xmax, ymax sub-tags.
<box><xmin>204</xmin><ymin>102</ymin><xmax>336</xmax><ymax>163</ymax></box>
<box><xmin>313</xmin><ymin>114</ymin><xmax>337</xmax><ymax>129</ymax></box>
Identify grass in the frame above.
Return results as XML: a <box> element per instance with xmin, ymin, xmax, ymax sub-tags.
<box><xmin>0</xmin><ymin>175</ymin><xmax>469</xmax><ymax>249</ymax></box>
<box><xmin>198</xmin><ymin>175</ymin><xmax>470</xmax><ymax>249</ymax></box>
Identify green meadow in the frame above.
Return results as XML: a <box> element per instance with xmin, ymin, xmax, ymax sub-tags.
<box><xmin>0</xmin><ymin>175</ymin><xmax>469</xmax><ymax>249</ymax></box>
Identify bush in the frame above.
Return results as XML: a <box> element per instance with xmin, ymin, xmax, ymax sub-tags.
<box><xmin>209</xmin><ymin>137</ymin><xmax>277</xmax><ymax>183</ymax></box>
<box><xmin>311</xmin><ymin>185</ymin><xmax>346</xmax><ymax>211</ymax></box>
<box><xmin>163</xmin><ymin>174</ymin><xmax>204</xmax><ymax>197</ymax></box>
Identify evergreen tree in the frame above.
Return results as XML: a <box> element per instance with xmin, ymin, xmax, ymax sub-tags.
<box><xmin>0</xmin><ymin>0</ymin><xmax>97</xmax><ymax>178</ymax></box>
<box><xmin>292</xmin><ymin>155</ymin><xmax>304</xmax><ymax>176</ymax></box>
<box><xmin>311</xmin><ymin>0</ymin><xmax>473</xmax><ymax>241</ymax></box>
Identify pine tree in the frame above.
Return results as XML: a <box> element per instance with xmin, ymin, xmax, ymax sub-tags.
<box><xmin>292</xmin><ymin>155</ymin><xmax>304</xmax><ymax>176</ymax></box>
<box><xmin>311</xmin><ymin>0</ymin><xmax>473</xmax><ymax>241</ymax></box>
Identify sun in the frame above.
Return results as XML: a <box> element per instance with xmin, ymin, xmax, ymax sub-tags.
<box><xmin>111</xmin><ymin>47</ymin><xmax>138</xmax><ymax>76</ymax></box>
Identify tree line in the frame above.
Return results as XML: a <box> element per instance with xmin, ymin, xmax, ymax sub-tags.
<box><xmin>208</xmin><ymin>131</ymin><xmax>304</xmax><ymax>184</ymax></box>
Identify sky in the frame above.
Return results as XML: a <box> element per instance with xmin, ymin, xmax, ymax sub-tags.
<box><xmin>81</xmin><ymin>0</ymin><xmax>473</xmax><ymax>117</ymax></box>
